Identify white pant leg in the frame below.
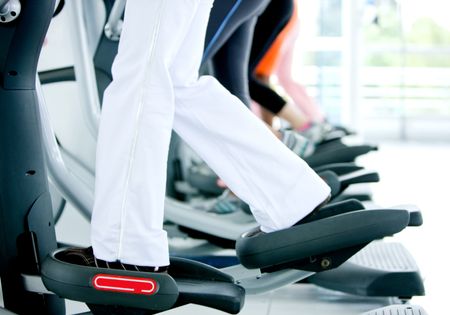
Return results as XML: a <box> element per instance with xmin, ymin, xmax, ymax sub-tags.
<box><xmin>170</xmin><ymin>3</ymin><xmax>331</xmax><ymax>232</ymax></box>
<box><xmin>91</xmin><ymin>0</ymin><xmax>202</xmax><ymax>266</ymax></box>
<box><xmin>173</xmin><ymin>80</ymin><xmax>331</xmax><ymax>232</ymax></box>
<box><xmin>92</xmin><ymin>0</ymin><xmax>330</xmax><ymax>267</ymax></box>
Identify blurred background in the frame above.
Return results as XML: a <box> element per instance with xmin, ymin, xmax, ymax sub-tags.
<box><xmin>293</xmin><ymin>3</ymin><xmax>450</xmax><ymax>313</ymax></box>
<box><xmin>294</xmin><ymin>0</ymin><xmax>450</xmax><ymax>141</ymax></box>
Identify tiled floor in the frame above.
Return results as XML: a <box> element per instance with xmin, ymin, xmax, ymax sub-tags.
<box><xmin>1</xmin><ymin>141</ymin><xmax>449</xmax><ymax>314</ymax></box>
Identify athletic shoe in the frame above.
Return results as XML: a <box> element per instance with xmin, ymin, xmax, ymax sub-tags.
<box><xmin>214</xmin><ymin>189</ymin><xmax>251</xmax><ymax>214</ymax></box>
<box><xmin>301</xmin><ymin>122</ymin><xmax>348</xmax><ymax>144</ymax></box>
<box><xmin>281</xmin><ymin>129</ymin><xmax>315</xmax><ymax>157</ymax></box>
<box><xmin>59</xmin><ymin>247</ymin><xmax>169</xmax><ymax>273</ymax></box>
<box><xmin>247</xmin><ymin>194</ymin><xmax>333</xmax><ymax>237</ymax></box>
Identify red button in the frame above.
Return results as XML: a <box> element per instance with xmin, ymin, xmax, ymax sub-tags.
<box><xmin>92</xmin><ymin>274</ymin><xmax>158</xmax><ymax>295</ymax></box>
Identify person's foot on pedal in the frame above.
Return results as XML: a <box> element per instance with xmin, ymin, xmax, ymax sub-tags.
<box><xmin>300</xmin><ymin>123</ymin><xmax>332</xmax><ymax>144</ymax></box>
<box><xmin>247</xmin><ymin>194</ymin><xmax>332</xmax><ymax>237</ymax></box>
<box><xmin>61</xmin><ymin>247</ymin><xmax>169</xmax><ymax>273</ymax></box>
<box><xmin>301</xmin><ymin>122</ymin><xmax>349</xmax><ymax>144</ymax></box>
<box><xmin>212</xmin><ymin>189</ymin><xmax>251</xmax><ymax>214</ymax></box>
<box><xmin>281</xmin><ymin>129</ymin><xmax>315</xmax><ymax>158</ymax></box>
<box><xmin>294</xmin><ymin>194</ymin><xmax>332</xmax><ymax>225</ymax></box>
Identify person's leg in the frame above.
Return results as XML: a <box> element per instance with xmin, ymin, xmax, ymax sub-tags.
<box><xmin>207</xmin><ymin>3</ymin><xmax>309</xmax><ymax>136</ymax></box>
<box><xmin>248</xmin><ymin>0</ymin><xmax>294</xmax><ymax>71</ymax></box>
<box><xmin>203</xmin><ymin>20</ymin><xmax>315</xmax><ymax>155</ymax></box>
<box><xmin>275</xmin><ymin>1</ymin><xmax>325</xmax><ymax>123</ymax></box>
<box><xmin>174</xmin><ymin>81</ymin><xmax>329</xmax><ymax>232</ymax></box>
<box><xmin>254</xmin><ymin>0</ymin><xmax>298</xmax><ymax>78</ymax></box>
<box><xmin>171</xmin><ymin>2</ymin><xmax>330</xmax><ymax>233</ymax></box>
<box><xmin>203</xmin><ymin>0</ymin><xmax>269</xmax><ymax>62</ymax></box>
<box><xmin>248</xmin><ymin>0</ymin><xmax>312</xmax><ymax>132</ymax></box>
<box><xmin>277</xmin><ymin>46</ymin><xmax>325</xmax><ymax>123</ymax></box>
<box><xmin>210</xmin><ymin>25</ymin><xmax>311</xmax><ymax>145</ymax></box>
<box><xmin>259</xmin><ymin>105</ymin><xmax>276</xmax><ymax>126</ymax></box>
<box><xmin>91</xmin><ymin>0</ymin><xmax>202</xmax><ymax>267</ymax></box>
<box><xmin>202</xmin><ymin>0</ymin><xmax>271</xmax><ymax>108</ymax></box>
<box><xmin>249</xmin><ymin>77</ymin><xmax>288</xmax><ymax>115</ymax></box>
<box><xmin>211</xmin><ymin>18</ymin><xmax>256</xmax><ymax>107</ymax></box>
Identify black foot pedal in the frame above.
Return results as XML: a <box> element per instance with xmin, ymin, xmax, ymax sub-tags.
<box><xmin>42</xmin><ymin>250</ymin><xmax>244</xmax><ymax>314</ymax></box>
<box><xmin>318</xmin><ymin>171</ymin><xmax>341</xmax><ymax>197</ymax></box>
<box><xmin>332</xmin><ymin>193</ymin><xmax>372</xmax><ymax>203</ymax></box>
<box><xmin>314</xmin><ymin>162</ymin><xmax>363</xmax><ymax>176</ymax></box>
<box><xmin>361</xmin><ymin>305</ymin><xmax>427</xmax><ymax>315</ymax></box>
<box><xmin>309</xmin><ymin>241</ymin><xmax>425</xmax><ymax>298</ymax></box>
<box><xmin>236</xmin><ymin>209</ymin><xmax>409</xmax><ymax>271</ymax></box>
<box><xmin>306</xmin><ymin>143</ymin><xmax>377</xmax><ymax>167</ymax></box>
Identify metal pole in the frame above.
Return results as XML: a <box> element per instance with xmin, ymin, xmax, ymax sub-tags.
<box><xmin>66</xmin><ymin>0</ymin><xmax>101</xmax><ymax>139</ymax></box>
<box><xmin>104</xmin><ymin>0</ymin><xmax>126</xmax><ymax>40</ymax></box>
<box><xmin>397</xmin><ymin>1</ymin><xmax>407</xmax><ymax>141</ymax></box>
<box><xmin>81</xmin><ymin>0</ymin><xmax>105</xmax><ymax>55</ymax></box>
<box><xmin>37</xmin><ymin>78</ymin><xmax>94</xmax><ymax>220</ymax></box>
<box><xmin>341</xmin><ymin>0</ymin><xmax>364</xmax><ymax>130</ymax></box>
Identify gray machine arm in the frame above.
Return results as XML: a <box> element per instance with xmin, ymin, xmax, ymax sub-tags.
<box><xmin>104</xmin><ymin>0</ymin><xmax>126</xmax><ymax>40</ymax></box>
<box><xmin>0</xmin><ymin>0</ymin><xmax>9</xmax><ymax>10</ymax></box>
<box><xmin>224</xmin><ymin>264</ymin><xmax>314</xmax><ymax>295</ymax></box>
<box><xmin>37</xmin><ymin>79</ymin><xmax>94</xmax><ymax>220</ymax></box>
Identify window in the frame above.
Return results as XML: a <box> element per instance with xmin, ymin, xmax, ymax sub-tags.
<box><xmin>294</xmin><ymin>0</ymin><xmax>450</xmax><ymax>141</ymax></box>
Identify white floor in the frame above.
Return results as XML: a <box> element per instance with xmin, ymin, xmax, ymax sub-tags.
<box><xmin>356</xmin><ymin>140</ymin><xmax>450</xmax><ymax>315</ymax></box>
<box><xmin>64</xmin><ymin>285</ymin><xmax>397</xmax><ymax>315</ymax></box>
<box><xmin>2</xmin><ymin>141</ymin><xmax>449</xmax><ymax>314</ymax></box>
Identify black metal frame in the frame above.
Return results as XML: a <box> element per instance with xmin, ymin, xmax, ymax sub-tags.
<box><xmin>0</xmin><ymin>0</ymin><xmax>65</xmax><ymax>313</ymax></box>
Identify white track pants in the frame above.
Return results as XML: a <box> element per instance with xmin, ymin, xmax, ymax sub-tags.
<box><xmin>91</xmin><ymin>0</ymin><xmax>330</xmax><ymax>266</ymax></box>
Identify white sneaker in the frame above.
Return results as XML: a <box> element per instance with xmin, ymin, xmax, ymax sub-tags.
<box><xmin>281</xmin><ymin>130</ymin><xmax>315</xmax><ymax>158</ymax></box>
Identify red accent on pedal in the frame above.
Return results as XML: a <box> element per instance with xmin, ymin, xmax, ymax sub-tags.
<box><xmin>92</xmin><ymin>274</ymin><xmax>158</xmax><ymax>295</ymax></box>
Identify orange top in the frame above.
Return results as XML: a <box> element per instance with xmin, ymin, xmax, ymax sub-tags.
<box><xmin>255</xmin><ymin>1</ymin><xmax>299</xmax><ymax>77</ymax></box>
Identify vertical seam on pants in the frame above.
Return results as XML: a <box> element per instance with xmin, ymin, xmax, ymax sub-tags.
<box><xmin>117</xmin><ymin>0</ymin><xmax>166</xmax><ymax>261</ymax></box>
